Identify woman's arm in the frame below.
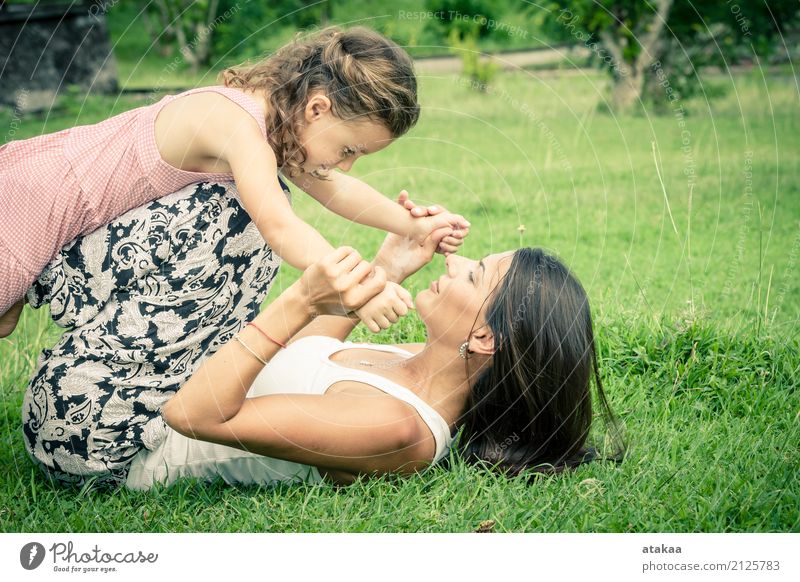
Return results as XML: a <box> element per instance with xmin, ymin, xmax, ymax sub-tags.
<box><xmin>163</xmin><ymin>247</ymin><xmax>382</xmax><ymax>431</ymax></box>
<box><xmin>162</xmin><ymin>248</ymin><xmax>434</xmax><ymax>477</ymax></box>
<box><xmin>166</xmin><ymin>388</ymin><xmax>430</xmax><ymax>479</ymax></box>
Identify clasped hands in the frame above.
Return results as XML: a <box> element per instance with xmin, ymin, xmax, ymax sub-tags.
<box><xmin>299</xmin><ymin>191</ymin><xmax>470</xmax><ymax>332</ymax></box>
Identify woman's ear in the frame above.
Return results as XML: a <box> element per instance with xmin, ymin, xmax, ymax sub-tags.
<box><xmin>468</xmin><ymin>327</ymin><xmax>496</xmax><ymax>356</ymax></box>
<box><xmin>305</xmin><ymin>93</ymin><xmax>332</xmax><ymax>122</ymax></box>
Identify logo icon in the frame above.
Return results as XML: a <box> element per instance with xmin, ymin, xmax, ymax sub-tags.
<box><xmin>20</xmin><ymin>542</ymin><xmax>46</xmax><ymax>570</ymax></box>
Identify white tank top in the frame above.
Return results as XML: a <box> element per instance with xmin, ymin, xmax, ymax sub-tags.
<box><xmin>126</xmin><ymin>336</ymin><xmax>454</xmax><ymax>490</ymax></box>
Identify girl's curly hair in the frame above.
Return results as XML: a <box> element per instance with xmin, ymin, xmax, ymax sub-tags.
<box><xmin>220</xmin><ymin>26</ymin><xmax>420</xmax><ymax>178</ymax></box>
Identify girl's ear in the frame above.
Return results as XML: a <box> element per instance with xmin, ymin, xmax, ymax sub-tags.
<box><xmin>306</xmin><ymin>93</ymin><xmax>332</xmax><ymax>121</ymax></box>
<box><xmin>468</xmin><ymin>326</ymin><xmax>496</xmax><ymax>356</ymax></box>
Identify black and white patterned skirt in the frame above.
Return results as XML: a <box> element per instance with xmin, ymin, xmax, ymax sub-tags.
<box><xmin>22</xmin><ymin>180</ymin><xmax>288</xmax><ymax>489</ymax></box>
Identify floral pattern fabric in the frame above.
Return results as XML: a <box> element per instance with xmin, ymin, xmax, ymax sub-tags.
<box><xmin>21</xmin><ymin>180</ymin><xmax>288</xmax><ymax>489</ymax></box>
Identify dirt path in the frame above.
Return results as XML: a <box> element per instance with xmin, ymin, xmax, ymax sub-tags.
<box><xmin>414</xmin><ymin>45</ymin><xmax>590</xmax><ymax>74</ymax></box>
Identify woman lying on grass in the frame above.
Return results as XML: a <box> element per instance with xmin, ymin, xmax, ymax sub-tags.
<box><xmin>22</xmin><ymin>180</ymin><xmax>624</xmax><ymax>490</ymax></box>
<box><xmin>142</xmin><ymin>231</ymin><xmax>628</xmax><ymax>490</ymax></box>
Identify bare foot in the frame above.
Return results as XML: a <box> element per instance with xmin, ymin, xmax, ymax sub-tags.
<box><xmin>0</xmin><ymin>300</ymin><xmax>24</xmax><ymax>338</ymax></box>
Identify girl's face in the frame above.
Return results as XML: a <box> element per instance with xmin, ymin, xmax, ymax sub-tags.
<box><xmin>416</xmin><ymin>251</ymin><xmax>516</xmax><ymax>347</ymax></box>
<box><xmin>298</xmin><ymin>93</ymin><xmax>394</xmax><ymax>177</ymax></box>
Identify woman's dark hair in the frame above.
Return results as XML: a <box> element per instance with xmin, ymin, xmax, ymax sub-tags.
<box><xmin>452</xmin><ymin>248</ymin><xmax>627</xmax><ymax>479</ymax></box>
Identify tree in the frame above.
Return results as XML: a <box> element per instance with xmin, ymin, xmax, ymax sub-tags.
<box><xmin>202</xmin><ymin>0</ymin><xmax>338</xmax><ymax>65</ymax></box>
<box><xmin>537</xmin><ymin>0</ymin><xmax>799</xmax><ymax>113</ymax></box>
<box><xmin>143</xmin><ymin>0</ymin><xmax>221</xmax><ymax>72</ymax></box>
<box><xmin>425</xmin><ymin>0</ymin><xmax>500</xmax><ymax>40</ymax></box>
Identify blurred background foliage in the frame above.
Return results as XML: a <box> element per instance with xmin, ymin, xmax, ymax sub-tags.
<box><xmin>2</xmin><ymin>0</ymin><xmax>798</xmax><ymax>112</ymax></box>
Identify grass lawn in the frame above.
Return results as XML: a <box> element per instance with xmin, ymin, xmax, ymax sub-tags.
<box><xmin>0</xmin><ymin>62</ymin><xmax>797</xmax><ymax>532</ymax></box>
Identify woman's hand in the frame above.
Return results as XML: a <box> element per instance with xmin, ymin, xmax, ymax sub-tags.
<box><xmin>374</xmin><ymin>193</ymin><xmax>452</xmax><ymax>283</ymax></box>
<box><xmin>297</xmin><ymin>247</ymin><xmax>387</xmax><ymax>318</ymax></box>
<box><xmin>374</xmin><ymin>234</ymin><xmax>441</xmax><ymax>284</ymax></box>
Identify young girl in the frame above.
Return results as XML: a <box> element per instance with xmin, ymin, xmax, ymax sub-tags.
<box><xmin>0</xmin><ymin>26</ymin><xmax>469</xmax><ymax>337</ymax></box>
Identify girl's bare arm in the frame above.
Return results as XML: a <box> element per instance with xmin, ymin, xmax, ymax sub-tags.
<box><xmin>285</xmin><ymin>169</ymin><xmax>469</xmax><ymax>253</ymax></box>
<box><xmin>160</xmin><ymin>92</ymin><xmax>334</xmax><ymax>270</ymax></box>
<box><xmin>287</xmin><ymin>170</ymin><xmax>421</xmax><ymax>236</ymax></box>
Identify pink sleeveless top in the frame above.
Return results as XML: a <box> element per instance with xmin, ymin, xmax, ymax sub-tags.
<box><xmin>0</xmin><ymin>86</ymin><xmax>269</xmax><ymax>314</ymax></box>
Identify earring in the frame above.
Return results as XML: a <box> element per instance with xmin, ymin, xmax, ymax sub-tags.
<box><xmin>458</xmin><ymin>341</ymin><xmax>470</xmax><ymax>359</ymax></box>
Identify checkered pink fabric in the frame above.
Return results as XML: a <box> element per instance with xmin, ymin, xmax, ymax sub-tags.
<box><xmin>0</xmin><ymin>86</ymin><xmax>268</xmax><ymax>314</ymax></box>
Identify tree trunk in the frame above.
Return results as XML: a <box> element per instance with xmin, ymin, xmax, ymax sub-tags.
<box><xmin>183</xmin><ymin>0</ymin><xmax>219</xmax><ymax>73</ymax></box>
<box><xmin>146</xmin><ymin>1</ymin><xmax>176</xmax><ymax>57</ymax></box>
<box><xmin>150</xmin><ymin>0</ymin><xmax>220</xmax><ymax>73</ymax></box>
<box><xmin>600</xmin><ymin>0</ymin><xmax>673</xmax><ymax>114</ymax></box>
<box><xmin>610</xmin><ymin>69</ymin><xmax>646</xmax><ymax>112</ymax></box>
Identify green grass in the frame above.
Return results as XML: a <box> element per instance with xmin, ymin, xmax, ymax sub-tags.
<box><xmin>0</xmin><ymin>64</ymin><xmax>798</xmax><ymax>532</ymax></box>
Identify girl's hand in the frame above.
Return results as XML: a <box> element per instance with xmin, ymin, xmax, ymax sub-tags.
<box><xmin>298</xmin><ymin>247</ymin><xmax>387</xmax><ymax>318</ymax></box>
<box><xmin>374</xmin><ymin>195</ymin><xmax>450</xmax><ymax>283</ymax></box>
<box><xmin>399</xmin><ymin>189</ymin><xmax>439</xmax><ymax>218</ymax></box>
<box><xmin>353</xmin><ymin>282</ymin><xmax>414</xmax><ymax>333</ymax></box>
<box><xmin>398</xmin><ymin>190</ymin><xmax>470</xmax><ymax>255</ymax></box>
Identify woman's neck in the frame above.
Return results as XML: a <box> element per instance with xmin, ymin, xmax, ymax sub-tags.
<box><xmin>392</xmin><ymin>339</ymin><xmax>474</xmax><ymax>425</ymax></box>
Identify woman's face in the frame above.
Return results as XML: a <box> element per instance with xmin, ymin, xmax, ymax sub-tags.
<box><xmin>416</xmin><ymin>251</ymin><xmax>516</xmax><ymax>345</ymax></box>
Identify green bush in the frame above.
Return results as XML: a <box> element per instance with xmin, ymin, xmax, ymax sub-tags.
<box><xmin>447</xmin><ymin>27</ymin><xmax>498</xmax><ymax>90</ymax></box>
